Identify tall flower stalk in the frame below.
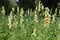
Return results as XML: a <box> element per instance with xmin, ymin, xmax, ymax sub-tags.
<box><xmin>44</xmin><ymin>7</ymin><xmax>51</xmax><ymax>28</ymax></box>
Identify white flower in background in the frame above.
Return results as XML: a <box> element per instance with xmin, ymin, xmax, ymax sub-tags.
<box><xmin>1</xmin><ymin>6</ymin><xmax>5</xmax><ymax>15</ymax></box>
<box><xmin>59</xmin><ymin>10</ymin><xmax>60</xmax><ymax>14</ymax></box>
<box><xmin>12</xmin><ymin>7</ymin><xmax>15</xmax><ymax>12</ymax></box>
<box><xmin>16</xmin><ymin>0</ymin><xmax>19</xmax><ymax>2</ymax></box>
<box><xmin>32</xmin><ymin>28</ymin><xmax>36</xmax><ymax>37</ymax></box>
<box><xmin>34</xmin><ymin>10</ymin><xmax>38</xmax><ymax>23</ymax></box>
<box><xmin>8</xmin><ymin>11</ymin><xmax>13</xmax><ymax>29</ymax></box>
<box><xmin>17</xmin><ymin>6</ymin><xmax>19</xmax><ymax>13</ymax></box>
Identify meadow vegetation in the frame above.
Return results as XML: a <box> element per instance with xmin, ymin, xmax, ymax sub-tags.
<box><xmin>0</xmin><ymin>1</ymin><xmax>60</xmax><ymax>40</ymax></box>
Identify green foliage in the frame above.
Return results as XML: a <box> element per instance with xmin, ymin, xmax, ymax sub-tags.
<box><xmin>0</xmin><ymin>2</ymin><xmax>60</xmax><ymax>40</ymax></box>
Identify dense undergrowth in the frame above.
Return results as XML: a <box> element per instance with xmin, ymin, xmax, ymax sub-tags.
<box><xmin>0</xmin><ymin>1</ymin><xmax>60</xmax><ymax>40</ymax></box>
